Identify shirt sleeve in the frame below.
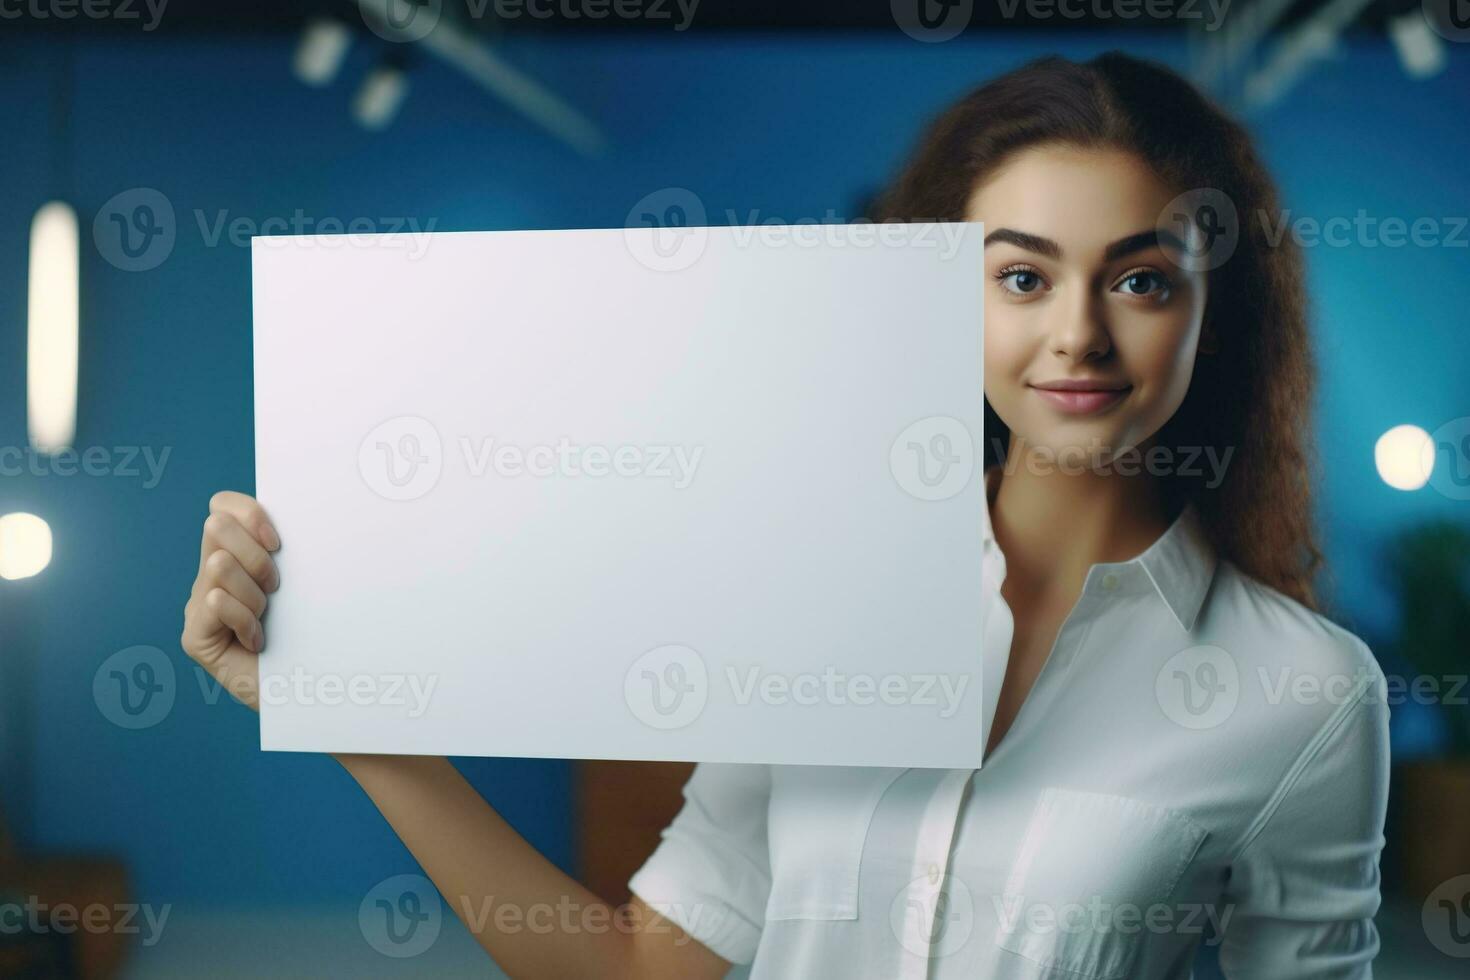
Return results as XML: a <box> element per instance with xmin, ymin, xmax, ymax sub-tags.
<box><xmin>1218</xmin><ymin>679</ymin><xmax>1391</xmax><ymax>979</ymax></box>
<box><xmin>628</xmin><ymin>762</ymin><xmax>773</xmax><ymax>965</ymax></box>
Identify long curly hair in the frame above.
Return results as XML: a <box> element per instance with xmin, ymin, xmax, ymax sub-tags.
<box><xmin>872</xmin><ymin>51</ymin><xmax>1323</xmax><ymax>609</ymax></box>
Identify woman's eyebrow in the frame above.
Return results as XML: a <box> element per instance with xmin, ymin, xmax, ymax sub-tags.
<box><xmin>983</xmin><ymin>227</ymin><xmax>1190</xmax><ymax>263</ymax></box>
<box><xmin>983</xmin><ymin>228</ymin><xmax>1061</xmax><ymax>259</ymax></box>
<box><xmin>1103</xmin><ymin>229</ymin><xmax>1186</xmax><ymax>262</ymax></box>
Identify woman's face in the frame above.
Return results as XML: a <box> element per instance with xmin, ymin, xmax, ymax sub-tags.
<box><xmin>967</xmin><ymin>144</ymin><xmax>1208</xmax><ymax>468</ymax></box>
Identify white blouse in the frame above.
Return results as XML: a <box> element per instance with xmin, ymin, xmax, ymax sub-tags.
<box><xmin>629</xmin><ymin>470</ymin><xmax>1391</xmax><ymax>979</ymax></box>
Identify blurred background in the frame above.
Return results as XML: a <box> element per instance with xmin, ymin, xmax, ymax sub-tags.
<box><xmin>1</xmin><ymin>0</ymin><xmax>1468</xmax><ymax>976</ymax></box>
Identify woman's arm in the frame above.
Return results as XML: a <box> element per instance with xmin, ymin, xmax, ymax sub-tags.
<box><xmin>337</xmin><ymin>753</ymin><xmax>730</xmax><ymax>980</ymax></box>
<box><xmin>181</xmin><ymin>491</ymin><xmax>729</xmax><ymax>980</ymax></box>
<box><xmin>1216</xmin><ymin>673</ymin><xmax>1390</xmax><ymax>977</ymax></box>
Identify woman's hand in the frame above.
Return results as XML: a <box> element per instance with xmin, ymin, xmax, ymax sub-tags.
<box><xmin>180</xmin><ymin>491</ymin><xmax>281</xmax><ymax>711</ymax></box>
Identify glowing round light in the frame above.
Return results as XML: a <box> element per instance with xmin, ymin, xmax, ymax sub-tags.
<box><xmin>0</xmin><ymin>512</ymin><xmax>53</xmax><ymax>580</ymax></box>
<box><xmin>1375</xmin><ymin>424</ymin><xmax>1433</xmax><ymax>491</ymax></box>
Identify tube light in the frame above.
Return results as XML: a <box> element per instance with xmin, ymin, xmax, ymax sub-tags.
<box><xmin>28</xmin><ymin>201</ymin><xmax>79</xmax><ymax>453</ymax></box>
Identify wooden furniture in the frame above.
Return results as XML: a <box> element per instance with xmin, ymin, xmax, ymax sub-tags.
<box><xmin>576</xmin><ymin>761</ymin><xmax>696</xmax><ymax>905</ymax></box>
<box><xmin>0</xmin><ymin>802</ymin><xmax>131</xmax><ymax>979</ymax></box>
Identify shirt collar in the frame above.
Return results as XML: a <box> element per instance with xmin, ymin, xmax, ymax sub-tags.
<box><xmin>981</xmin><ymin>466</ymin><xmax>1217</xmax><ymax>633</ymax></box>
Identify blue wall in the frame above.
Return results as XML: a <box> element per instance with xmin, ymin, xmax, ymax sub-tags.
<box><xmin>1</xmin><ymin>28</ymin><xmax>1467</xmax><ymax>908</ymax></box>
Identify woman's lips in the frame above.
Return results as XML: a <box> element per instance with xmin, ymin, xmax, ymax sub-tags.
<box><xmin>1028</xmin><ymin>383</ymin><xmax>1132</xmax><ymax>415</ymax></box>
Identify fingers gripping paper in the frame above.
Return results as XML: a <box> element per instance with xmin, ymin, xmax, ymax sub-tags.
<box><xmin>251</xmin><ymin>223</ymin><xmax>985</xmax><ymax>767</ymax></box>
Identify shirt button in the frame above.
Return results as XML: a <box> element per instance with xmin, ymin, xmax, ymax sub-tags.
<box><xmin>1101</xmin><ymin>572</ymin><xmax>1119</xmax><ymax>591</ymax></box>
<box><xmin>927</xmin><ymin>862</ymin><xmax>941</xmax><ymax>884</ymax></box>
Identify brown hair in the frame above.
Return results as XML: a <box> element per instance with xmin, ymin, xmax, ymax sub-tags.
<box><xmin>873</xmin><ymin>52</ymin><xmax>1323</xmax><ymax>609</ymax></box>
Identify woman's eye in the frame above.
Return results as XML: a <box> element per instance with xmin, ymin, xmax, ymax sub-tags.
<box><xmin>1114</xmin><ymin>270</ymin><xmax>1171</xmax><ymax>300</ymax></box>
<box><xmin>998</xmin><ymin>269</ymin><xmax>1045</xmax><ymax>295</ymax></box>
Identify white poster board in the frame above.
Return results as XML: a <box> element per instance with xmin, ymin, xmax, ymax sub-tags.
<box><xmin>252</xmin><ymin>222</ymin><xmax>985</xmax><ymax>767</ymax></box>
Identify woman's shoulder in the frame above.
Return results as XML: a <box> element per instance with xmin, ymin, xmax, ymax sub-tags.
<box><xmin>1204</xmin><ymin>559</ymin><xmax>1387</xmax><ymax>723</ymax></box>
<box><xmin>1192</xmin><ymin>563</ymin><xmax>1390</xmax><ymax>828</ymax></box>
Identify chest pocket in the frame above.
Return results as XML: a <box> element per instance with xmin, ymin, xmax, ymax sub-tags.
<box><xmin>995</xmin><ymin>787</ymin><xmax>1208</xmax><ymax>980</ymax></box>
<box><xmin>763</xmin><ymin>766</ymin><xmax>905</xmax><ymax>921</ymax></box>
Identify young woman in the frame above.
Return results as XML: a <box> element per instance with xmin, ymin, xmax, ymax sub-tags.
<box><xmin>182</xmin><ymin>52</ymin><xmax>1389</xmax><ymax>978</ymax></box>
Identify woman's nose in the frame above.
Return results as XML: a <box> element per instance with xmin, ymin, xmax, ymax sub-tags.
<box><xmin>1046</xmin><ymin>293</ymin><xmax>1111</xmax><ymax>364</ymax></box>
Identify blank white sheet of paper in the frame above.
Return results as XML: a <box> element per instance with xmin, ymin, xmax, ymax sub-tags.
<box><xmin>252</xmin><ymin>222</ymin><xmax>985</xmax><ymax>768</ymax></box>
